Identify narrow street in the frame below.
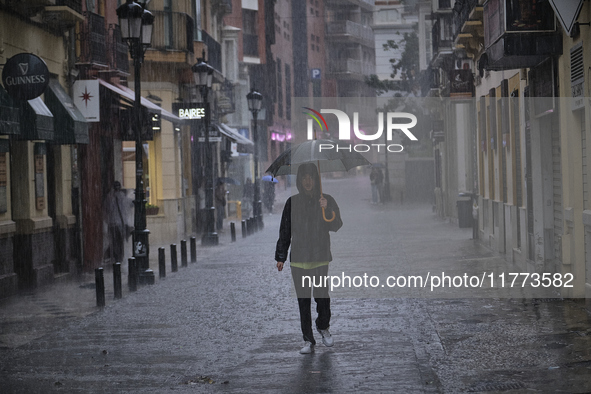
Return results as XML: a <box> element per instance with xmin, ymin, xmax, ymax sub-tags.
<box><xmin>1</xmin><ymin>175</ymin><xmax>591</xmax><ymax>393</ymax></box>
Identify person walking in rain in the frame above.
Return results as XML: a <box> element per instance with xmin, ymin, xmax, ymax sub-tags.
<box><xmin>103</xmin><ymin>181</ymin><xmax>133</xmax><ymax>263</ymax></box>
<box><xmin>275</xmin><ymin>163</ymin><xmax>343</xmax><ymax>354</ymax></box>
<box><xmin>263</xmin><ymin>179</ymin><xmax>275</xmax><ymax>213</ymax></box>
<box><xmin>215</xmin><ymin>179</ymin><xmax>227</xmax><ymax>232</ymax></box>
<box><xmin>370</xmin><ymin>167</ymin><xmax>379</xmax><ymax>204</ymax></box>
<box><xmin>376</xmin><ymin>167</ymin><xmax>384</xmax><ymax>204</ymax></box>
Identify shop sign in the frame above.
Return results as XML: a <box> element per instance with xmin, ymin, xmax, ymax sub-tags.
<box><xmin>198</xmin><ymin>125</ymin><xmax>221</xmax><ymax>142</ymax></box>
<box><xmin>172</xmin><ymin>102</ymin><xmax>205</xmax><ymax>120</ymax></box>
<box><xmin>215</xmin><ymin>80</ymin><xmax>235</xmax><ymax>116</ymax></box>
<box><xmin>0</xmin><ymin>152</ymin><xmax>6</xmax><ymax>213</ymax></box>
<box><xmin>450</xmin><ymin>70</ymin><xmax>474</xmax><ymax>99</ymax></box>
<box><xmin>35</xmin><ymin>154</ymin><xmax>45</xmax><ymax>211</ymax></box>
<box><xmin>2</xmin><ymin>53</ymin><xmax>50</xmax><ymax>100</ymax></box>
<box><xmin>73</xmin><ymin>80</ymin><xmax>100</xmax><ymax>122</ymax></box>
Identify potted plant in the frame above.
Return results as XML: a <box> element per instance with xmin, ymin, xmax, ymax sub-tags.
<box><xmin>146</xmin><ymin>203</ymin><xmax>159</xmax><ymax>215</ymax></box>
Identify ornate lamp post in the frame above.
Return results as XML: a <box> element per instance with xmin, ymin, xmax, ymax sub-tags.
<box><xmin>246</xmin><ymin>88</ymin><xmax>263</xmax><ymax>229</ymax></box>
<box><xmin>192</xmin><ymin>57</ymin><xmax>218</xmax><ymax>246</ymax></box>
<box><xmin>117</xmin><ymin>0</ymin><xmax>154</xmax><ymax>282</ymax></box>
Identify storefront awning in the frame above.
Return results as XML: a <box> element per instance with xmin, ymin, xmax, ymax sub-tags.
<box><xmin>99</xmin><ymin>79</ymin><xmax>159</xmax><ymax>115</ymax></box>
<box><xmin>45</xmin><ymin>79</ymin><xmax>89</xmax><ymax>144</ymax></box>
<box><xmin>0</xmin><ymin>86</ymin><xmax>20</xmax><ymax>136</ymax></box>
<box><xmin>98</xmin><ymin>79</ymin><xmax>181</xmax><ymax>124</ymax></box>
<box><xmin>18</xmin><ymin>97</ymin><xmax>54</xmax><ymax>141</ymax></box>
<box><xmin>217</xmin><ymin>123</ymin><xmax>253</xmax><ymax>146</ymax></box>
<box><xmin>114</xmin><ymin>84</ymin><xmax>182</xmax><ymax>124</ymax></box>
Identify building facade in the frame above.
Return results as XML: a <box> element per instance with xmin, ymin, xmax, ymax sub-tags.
<box><xmin>0</xmin><ymin>0</ymin><xmax>88</xmax><ymax>295</ymax></box>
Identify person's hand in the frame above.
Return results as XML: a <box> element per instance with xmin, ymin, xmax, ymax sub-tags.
<box><xmin>276</xmin><ymin>261</ymin><xmax>284</xmax><ymax>271</ymax></box>
<box><xmin>319</xmin><ymin>196</ymin><xmax>327</xmax><ymax>209</ymax></box>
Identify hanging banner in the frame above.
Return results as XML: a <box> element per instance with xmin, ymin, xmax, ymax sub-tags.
<box><xmin>73</xmin><ymin>80</ymin><xmax>100</xmax><ymax>122</ymax></box>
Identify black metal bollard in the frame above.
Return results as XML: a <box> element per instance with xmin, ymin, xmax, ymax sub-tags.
<box><xmin>246</xmin><ymin>218</ymin><xmax>252</xmax><ymax>236</ymax></box>
<box><xmin>190</xmin><ymin>237</ymin><xmax>197</xmax><ymax>263</ymax></box>
<box><xmin>180</xmin><ymin>239</ymin><xmax>188</xmax><ymax>267</ymax></box>
<box><xmin>95</xmin><ymin>267</ymin><xmax>105</xmax><ymax>307</ymax></box>
<box><xmin>144</xmin><ymin>269</ymin><xmax>155</xmax><ymax>285</ymax></box>
<box><xmin>113</xmin><ymin>262</ymin><xmax>122</xmax><ymax>299</ymax></box>
<box><xmin>128</xmin><ymin>257</ymin><xmax>137</xmax><ymax>292</ymax></box>
<box><xmin>170</xmin><ymin>244</ymin><xmax>178</xmax><ymax>272</ymax></box>
<box><xmin>158</xmin><ymin>247</ymin><xmax>166</xmax><ymax>279</ymax></box>
<box><xmin>230</xmin><ymin>222</ymin><xmax>236</xmax><ymax>242</ymax></box>
<box><xmin>242</xmin><ymin>220</ymin><xmax>247</xmax><ymax>238</ymax></box>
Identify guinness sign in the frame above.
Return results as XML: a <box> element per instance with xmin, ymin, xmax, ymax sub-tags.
<box><xmin>2</xmin><ymin>53</ymin><xmax>50</xmax><ymax>101</ymax></box>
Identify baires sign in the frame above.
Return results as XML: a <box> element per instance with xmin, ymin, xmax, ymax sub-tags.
<box><xmin>2</xmin><ymin>53</ymin><xmax>50</xmax><ymax>101</ymax></box>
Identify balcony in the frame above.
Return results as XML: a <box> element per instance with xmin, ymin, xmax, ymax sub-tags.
<box><xmin>453</xmin><ymin>0</ymin><xmax>483</xmax><ymax>55</ymax></box>
<box><xmin>243</xmin><ymin>33</ymin><xmax>259</xmax><ymax>57</ymax></box>
<box><xmin>212</xmin><ymin>0</ymin><xmax>232</xmax><ymax>14</ymax></box>
<box><xmin>142</xmin><ymin>12</ymin><xmax>194</xmax><ymax>66</ymax></box>
<box><xmin>202</xmin><ymin>31</ymin><xmax>222</xmax><ymax>72</ymax></box>
<box><xmin>483</xmin><ymin>0</ymin><xmax>561</xmax><ymax>71</ymax></box>
<box><xmin>435</xmin><ymin>0</ymin><xmax>452</xmax><ymax>12</ymax></box>
<box><xmin>55</xmin><ymin>0</ymin><xmax>81</xmax><ymax>13</ymax></box>
<box><xmin>43</xmin><ymin>0</ymin><xmax>84</xmax><ymax>28</ymax></box>
<box><xmin>76</xmin><ymin>12</ymin><xmax>108</xmax><ymax>67</ymax></box>
<box><xmin>326</xmin><ymin>20</ymin><xmax>374</xmax><ymax>48</ymax></box>
<box><xmin>109</xmin><ymin>25</ymin><xmax>129</xmax><ymax>74</ymax></box>
<box><xmin>432</xmin><ymin>19</ymin><xmax>454</xmax><ymax>63</ymax></box>
<box><xmin>150</xmin><ymin>11</ymin><xmax>194</xmax><ymax>53</ymax></box>
<box><xmin>328</xmin><ymin>58</ymin><xmax>375</xmax><ymax>80</ymax></box>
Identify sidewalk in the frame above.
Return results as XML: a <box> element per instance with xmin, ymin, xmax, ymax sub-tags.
<box><xmin>0</xmin><ymin>182</ymin><xmax>295</xmax><ymax>350</ymax></box>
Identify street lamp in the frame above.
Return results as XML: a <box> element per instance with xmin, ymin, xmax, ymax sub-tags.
<box><xmin>117</xmin><ymin>0</ymin><xmax>154</xmax><ymax>283</ymax></box>
<box><xmin>247</xmin><ymin>88</ymin><xmax>263</xmax><ymax>229</ymax></box>
<box><xmin>192</xmin><ymin>57</ymin><xmax>218</xmax><ymax>246</ymax></box>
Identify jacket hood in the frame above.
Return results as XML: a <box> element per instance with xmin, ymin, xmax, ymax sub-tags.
<box><xmin>295</xmin><ymin>163</ymin><xmax>321</xmax><ymax>198</ymax></box>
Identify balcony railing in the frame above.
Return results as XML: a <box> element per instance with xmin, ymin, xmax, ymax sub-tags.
<box><xmin>212</xmin><ymin>0</ymin><xmax>232</xmax><ymax>14</ymax></box>
<box><xmin>243</xmin><ymin>33</ymin><xmax>259</xmax><ymax>57</ymax></box>
<box><xmin>150</xmin><ymin>11</ymin><xmax>194</xmax><ymax>53</ymax></box>
<box><xmin>77</xmin><ymin>12</ymin><xmax>107</xmax><ymax>66</ymax></box>
<box><xmin>453</xmin><ymin>0</ymin><xmax>480</xmax><ymax>38</ymax></box>
<box><xmin>329</xmin><ymin>58</ymin><xmax>375</xmax><ymax>76</ymax></box>
<box><xmin>55</xmin><ymin>0</ymin><xmax>82</xmax><ymax>14</ymax></box>
<box><xmin>109</xmin><ymin>25</ymin><xmax>129</xmax><ymax>73</ymax></box>
<box><xmin>438</xmin><ymin>0</ymin><xmax>451</xmax><ymax>10</ymax></box>
<box><xmin>432</xmin><ymin>19</ymin><xmax>453</xmax><ymax>55</ymax></box>
<box><xmin>202</xmin><ymin>31</ymin><xmax>222</xmax><ymax>72</ymax></box>
<box><xmin>326</xmin><ymin>20</ymin><xmax>374</xmax><ymax>46</ymax></box>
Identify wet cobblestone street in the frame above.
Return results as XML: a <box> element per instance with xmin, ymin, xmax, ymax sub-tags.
<box><xmin>1</xmin><ymin>176</ymin><xmax>591</xmax><ymax>393</ymax></box>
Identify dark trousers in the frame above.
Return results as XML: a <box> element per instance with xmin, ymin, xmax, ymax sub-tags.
<box><xmin>216</xmin><ymin>204</ymin><xmax>224</xmax><ymax>230</ymax></box>
<box><xmin>291</xmin><ymin>265</ymin><xmax>331</xmax><ymax>345</ymax></box>
<box><xmin>107</xmin><ymin>224</ymin><xmax>124</xmax><ymax>262</ymax></box>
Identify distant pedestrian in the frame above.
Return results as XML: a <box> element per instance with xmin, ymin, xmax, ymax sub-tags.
<box><xmin>263</xmin><ymin>180</ymin><xmax>275</xmax><ymax>213</ymax></box>
<box><xmin>376</xmin><ymin>168</ymin><xmax>384</xmax><ymax>204</ymax></box>
<box><xmin>215</xmin><ymin>180</ymin><xmax>226</xmax><ymax>232</ymax></box>
<box><xmin>370</xmin><ymin>167</ymin><xmax>379</xmax><ymax>204</ymax></box>
<box><xmin>275</xmin><ymin>163</ymin><xmax>343</xmax><ymax>354</ymax></box>
<box><xmin>103</xmin><ymin>181</ymin><xmax>133</xmax><ymax>263</ymax></box>
<box><xmin>242</xmin><ymin>178</ymin><xmax>254</xmax><ymax>218</ymax></box>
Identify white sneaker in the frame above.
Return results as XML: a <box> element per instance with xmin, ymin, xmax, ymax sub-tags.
<box><xmin>300</xmin><ymin>341</ymin><xmax>315</xmax><ymax>354</ymax></box>
<box><xmin>318</xmin><ymin>328</ymin><xmax>334</xmax><ymax>347</ymax></box>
